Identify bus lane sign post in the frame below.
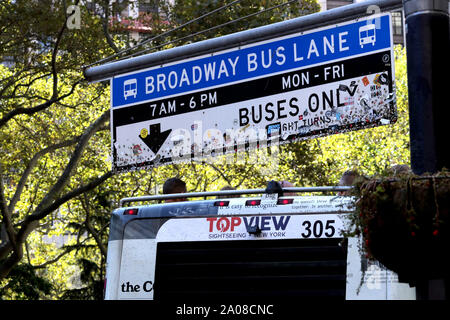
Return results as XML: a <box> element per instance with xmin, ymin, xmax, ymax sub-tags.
<box><xmin>111</xmin><ymin>13</ymin><xmax>395</xmax><ymax>172</ymax></box>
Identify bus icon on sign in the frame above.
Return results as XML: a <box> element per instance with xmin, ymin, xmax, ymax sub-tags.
<box><xmin>123</xmin><ymin>79</ymin><xmax>137</xmax><ymax>100</ymax></box>
<box><xmin>359</xmin><ymin>24</ymin><xmax>376</xmax><ymax>48</ymax></box>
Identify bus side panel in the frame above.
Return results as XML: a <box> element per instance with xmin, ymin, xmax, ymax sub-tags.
<box><xmin>118</xmin><ymin>239</ymin><xmax>157</xmax><ymax>300</ymax></box>
<box><xmin>345</xmin><ymin>237</ymin><xmax>416</xmax><ymax>300</ymax></box>
<box><xmin>104</xmin><ymin>239</ymin><xmax>123</xmax><ymax>300</ymax></box>
<box><xmin>387</xmin><ymin>275</ymin><xmax>417</xmax><ymax>300</ymax></box>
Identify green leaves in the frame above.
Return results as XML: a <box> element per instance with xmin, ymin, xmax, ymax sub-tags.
<box><xmin>0</xmin><ymin>263</ymin><xmax>53</xmax><ymax>300</ymax></box>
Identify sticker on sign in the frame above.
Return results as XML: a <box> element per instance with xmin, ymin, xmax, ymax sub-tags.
<box><xmin>110</xmin><ymin>13</ymin><xmax>395</xmax><ymax>172</ymax></box>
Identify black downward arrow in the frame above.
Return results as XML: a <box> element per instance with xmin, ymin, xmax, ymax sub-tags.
<box><xmin>139</xmin><ymin>123</ymin><xmax>172</xmax><ymax>154</ymax></box>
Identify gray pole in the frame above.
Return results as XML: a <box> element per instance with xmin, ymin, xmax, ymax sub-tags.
<box><xmin>84</xmin><ymin>0</ymin><xmax>403</xmax><ymax>82</ymax></box>
<box><xmin>403</xmin><ymin>0</ymin><xmax>449</xmax><ymax>300</ymax></box>
<box><xmin>404</xmin><ymin>0</ymin><xmax>450</xmax><ymax>175</ymax></box>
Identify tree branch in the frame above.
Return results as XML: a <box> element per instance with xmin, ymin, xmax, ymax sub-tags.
<box><xmin>0</xmin><ymin>165</ymin><xmax>17</xmax><ymax>254</ymax></box>
<box><xmin>102</xmin><ymin>0</ymin><xmax>120</xmax><ymax>53</ymax></box>
<box><xmin>0</xmin><ymin>0</ymin><xmax>85</xmax><ymax>129</ymax></box>
<box><xmin>34</xmin><ymin>110</ymin><xmax>109</xmax><ymax>213</ymax></box>
<box><xmin>36</xmin><ymin>170</ymin><xmax>113</xmax><ymax>227</ymax></box>
<box><xmin>0</xmin><ymin>169</ymin><xmax>112</xmax><ymax>272</ymax></box>
<box><xmin>0</xmin><ymin>79</ymin><xmax>83</xmax><ymax>128</ymax></box>
<box><xmin>202</xmin><ymin>161</ymin><xmax>232</xmax><ymax>186</ymax></box>
<box><xmin>0</xmin><ymin>110</ymin><xmax>110</xmax><ymax>269</ymax></box>
<box><xmin>32</xmin><ymin>248</ymin><xmax>73</xmax><ymax>270</ymax></box>
<box><xmin>81</xmin><ymin>194</ymin><xmax>107</xmax><ymax>257</ymax></box>
<box><xmin>8</xmin><ymin>136</ymin><xmax>80</xmax><ymax>213</ymax></box>
<box><xmin>0</xmin><ymin>165</ymin><xmax>23</xmax><ymax>279</ymax></box>
<box><xmin>0</xmin><ymin>68</ymin><xmax>33</xmax><ymax>99</ymax></box>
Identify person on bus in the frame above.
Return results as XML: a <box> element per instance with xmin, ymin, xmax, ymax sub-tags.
<box><xmin>389</xmin><ymin>164</ymin><xmax>411</xmax><ymax>176</ymax></box>
<box><xmin>337</xmin><ymin>170</ymin><xmax>359</xmax><ymax>196</ymax></box>
<box><xmin>163</xmin><ymin>177</ymin><xmax>187</xmax><ymax>203</ymax></box>
<box><xmin>217</xmin><ymin>185</ymin><xmax>240</xmax><ymax>199</ymax></box>
<box><xmin>279</xmin><ymin>180</ymin><xmax>296</xmax><ymax>196</ymax></box>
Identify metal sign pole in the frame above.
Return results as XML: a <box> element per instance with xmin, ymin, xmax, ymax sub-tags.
<box><xmin>403</xmin><ymin>0</ymin><xmax>450</xmax><ymax>300</ymax></box>
<box><xmin>404</xmin><ymin>0</ymin><xmax>450</xmax><ymax>175</ymax></box>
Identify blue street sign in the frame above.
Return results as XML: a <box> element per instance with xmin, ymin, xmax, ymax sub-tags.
<box><xmin>112</xmin><ymin>14</ymin><xmax>391</xmax><ymax>108</ymax></box>
<box><xmin>110</xmin><ymin>14</ymin><xmax>395</xmax><ymax>172</ymax></box>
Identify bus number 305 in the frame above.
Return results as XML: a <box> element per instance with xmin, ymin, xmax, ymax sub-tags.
<box><xmin>301</xmin><ymin>219</ymin><xmax>336</xmax><ymax>238</ymax></box>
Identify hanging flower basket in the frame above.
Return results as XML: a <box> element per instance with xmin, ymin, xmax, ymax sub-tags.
<box><xmin>343</xmin><ymin>170</ymin><xmax>450</xmax><ymax>286</ymax></box>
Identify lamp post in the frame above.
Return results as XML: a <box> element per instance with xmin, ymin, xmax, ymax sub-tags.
<box><xmin>403</xmin><ymin>0</ymin><xmax>450</xmax><ymax>300</ymax></box>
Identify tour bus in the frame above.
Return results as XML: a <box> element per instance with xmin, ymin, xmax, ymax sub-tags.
<box><xmin>104</xmin><ymin>183</ymin><xmax>416</xmax><ymax>300</ymax></box>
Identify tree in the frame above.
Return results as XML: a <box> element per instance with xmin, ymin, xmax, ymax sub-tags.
<box><xmin>0</xmin><ymin>263</ymin><xmax>52</xmax><ymax>299</ymax></box>
<box><xmin>0</xmin><ymin>0</ymin><xmax>118</xmax><ymax>284</ymax></box>
<box><xmin>1</xmin><ymin>0</ymin><xmax>323</xmax><ymax>299</ymax></box>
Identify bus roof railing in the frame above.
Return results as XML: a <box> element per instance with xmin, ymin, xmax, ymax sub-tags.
<box><xmin>119</xmin><ymin>186</ymin><xmax>353</xmax><ymax>207</ymax></box>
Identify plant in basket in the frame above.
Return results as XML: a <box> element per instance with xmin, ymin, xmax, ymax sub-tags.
<box><xmin>342</xmin><ymin>168</ymin><xmax>449</xmax><ymax>287</ymax></box>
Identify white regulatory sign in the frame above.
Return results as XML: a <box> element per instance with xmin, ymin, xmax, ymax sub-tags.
<box><xmin>111</xmin><ymin>14</ymin><xmax>395</xmax><ymax>172</ymax></box>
